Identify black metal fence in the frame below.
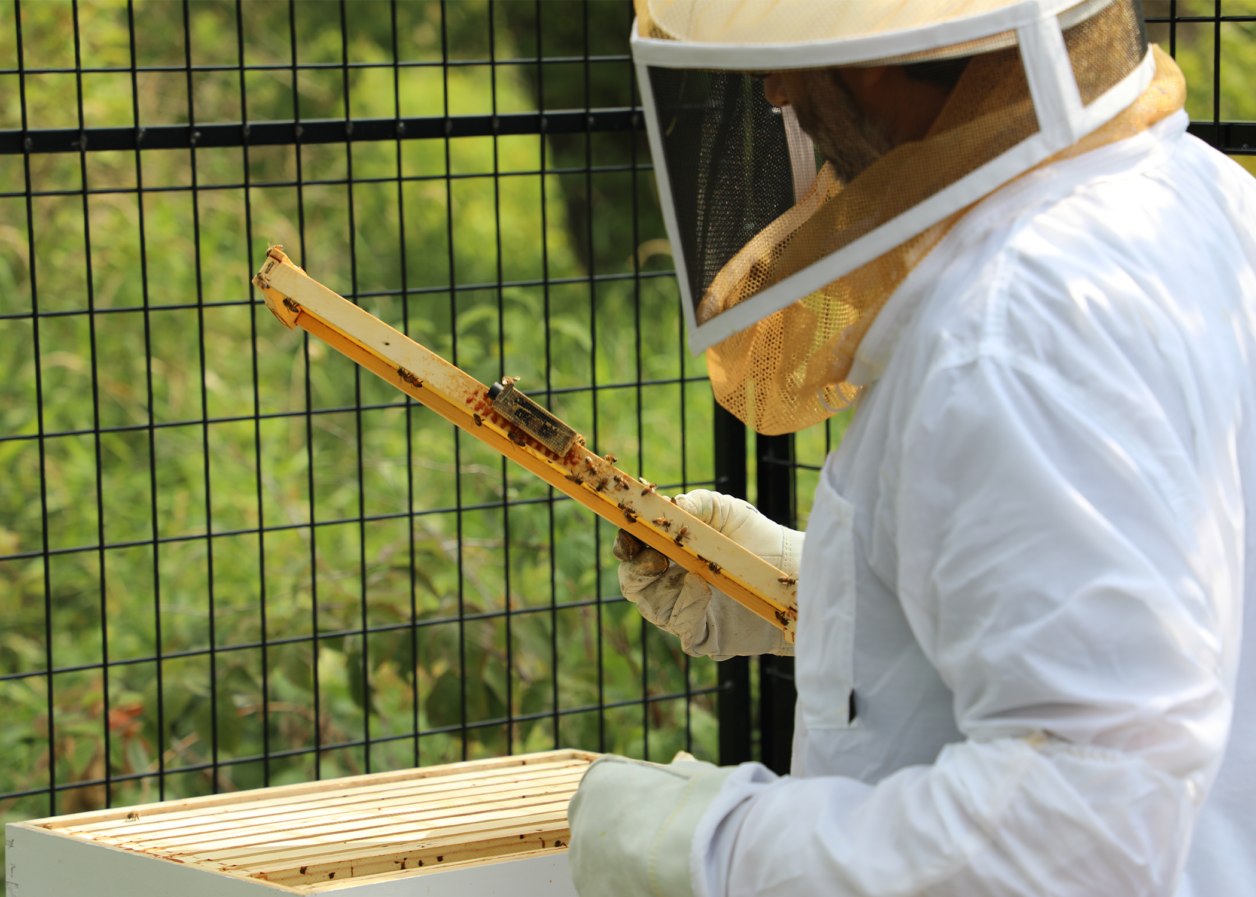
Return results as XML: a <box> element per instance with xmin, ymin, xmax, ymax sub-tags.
<box><xmin>0</xmin><ymin>0</ymin><xmax>732</xmax><ymax>845</ymax></box>
<box><xmin>1</xmin><ymin>0</ymin><xmax>1252</xmax><ymax>883</ymax></box>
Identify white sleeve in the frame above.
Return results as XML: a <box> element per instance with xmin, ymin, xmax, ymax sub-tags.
<box><xmin>695</xmin><ymin>350</ymin><xmax>1235</xmax><ymax>897</ymax></box>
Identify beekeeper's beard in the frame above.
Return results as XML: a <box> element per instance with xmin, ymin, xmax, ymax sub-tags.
<box><xmin>792</xmin><ymin>69</ymin><xmax>893</xmax><ymax>186</ymax></box>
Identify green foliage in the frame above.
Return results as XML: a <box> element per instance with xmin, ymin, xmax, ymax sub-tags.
<box><xmin>0</xmin><ymin>0</ymin><xmax>721</xmax><ymax>871</ymax></box>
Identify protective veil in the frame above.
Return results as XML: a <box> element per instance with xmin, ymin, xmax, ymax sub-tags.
<box><xmin>633</xmin><ymin>0</ymin><xmax>1169</xmax><ymax>433</ymax></box>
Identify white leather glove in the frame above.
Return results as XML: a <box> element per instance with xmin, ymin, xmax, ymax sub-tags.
<box><xmin>614</xmin><ymin>489</ymin><xmax>801</xmax><ymax>659</ymax></box>
<box><xmin>568</xmin><ymin>751</ymin><xmax>737</xmax><ymax>897</ymax></box>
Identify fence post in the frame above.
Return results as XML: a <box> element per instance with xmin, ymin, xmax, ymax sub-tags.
<box><xmin>756</xmin><ymin>432</ymin><xmax>797</xmax><ymax>774</ymax></box>
<box><xmin>713</xmin><ymin>402</ymin><xmax>752</xmax><ymax>766</ymax></box>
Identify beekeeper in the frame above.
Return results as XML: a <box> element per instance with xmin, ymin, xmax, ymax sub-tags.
<box><xmin>567</xmin><ymin>1</ymin><xmax>1256</xmax><ymax>895</ymax></box>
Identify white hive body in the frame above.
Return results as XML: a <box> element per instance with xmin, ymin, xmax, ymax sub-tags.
<box><xmin>5</xmin><ymin>750</ymin><xmax>596</xmax><ymax>896</ymax></box>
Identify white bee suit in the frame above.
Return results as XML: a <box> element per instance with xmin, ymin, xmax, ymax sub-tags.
<box><xmin>690</xmin><ymin>110</ymin><xmax>1256</xmax><ymax>897</ymax></box>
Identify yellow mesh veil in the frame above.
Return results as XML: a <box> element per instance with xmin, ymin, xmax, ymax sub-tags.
<box><xmin>635</xmin><ymin>0</ymin><xmax>1186</xmax><ymax>434</ymax></box>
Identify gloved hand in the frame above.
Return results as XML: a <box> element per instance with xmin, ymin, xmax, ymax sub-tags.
<box><xmin>567</xmin><ymin>751</ymin><xmax>738</xmax><ymax>897</ymax></box>
<box><xmin>614</xmin><ymin>489</ymin><xmax>802</xmax><ymax>659</ymax></box>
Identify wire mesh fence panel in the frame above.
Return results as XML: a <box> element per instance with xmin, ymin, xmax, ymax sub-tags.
<box><xmin>0</xmin><ymin>2</ymin><xmax>727</xmax><ymax>879</ymax></box>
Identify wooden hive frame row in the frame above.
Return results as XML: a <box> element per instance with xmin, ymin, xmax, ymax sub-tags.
<box><xmin>9</xmin><ymin>749</ymin><xmax>599</xmax><ymax>895</ymax></box>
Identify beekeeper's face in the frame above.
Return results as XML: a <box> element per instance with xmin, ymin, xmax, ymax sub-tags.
<box><xmin>761</xmin><ymin>66</ymin><xmax>957</xmax><ymax>186</ymax></box>
<box><xmin>760</xmin><ymin>69</ymin><xmax>889</xmax><ymax>185</ymax></box>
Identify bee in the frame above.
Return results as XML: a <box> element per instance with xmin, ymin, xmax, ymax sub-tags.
<box><xmin>778</xmin><ymin>575</ymin><xmax>798</xmax><ymax>586</ymax></box>
<box><xmin>595</xmin><ymin>477</ymin><xmax>610</xmax><ymax>492</ymax></box>
<box><xmin>775</xmin><ymin>609</ymin><xmax>791</xmax><ymax>627</ymax></box>
<box><xmin>473</xmin><ymin>413</ymin><xmax>483</xmax><ymax>427</ymax></box>
<box><xmin>565</xmin><ymin>474</ymin><xmax>583</xmax><ymax>483</ymax></box>
<box><xmin>652</xmin><ymin>516</ymin><xmax>671</xmax><ymax>530</ymax></box>
<box><xmin>622</xmin><ymin>508</ymin><xmax>638</xmax><ymax>524</ymax></box>
<box><xmin>603</xmin><ymin>453</ymin><xmax>618</xmax><ymax>464</ymax></box>
<box><xmin>707</xmin><ymin>560</ymin><xmax>722</xmax><ymax>574</ymax></box>
<box><xmin>613</xmin><ymin>474</ymin><xmax>632</xmax><ymax>490</ymax></box>
<box><xmin>509</xmin><ymin>428</ymin><xmax>528</xmax><ymax>446</ymax></box>
<box><xmin>584</xmin><ymin>457</ymin><xmax>597</xmax><ymax>470</ymax></box>
<box><xmin>640</xmin><ymin>480</ymin><xmax>657</xmax><ymax>496</ymax></box>
<box><xmin>397</xmin><ymin>366</ymin><xmax>422</xmax><ymax>388</ymax></box>
<box><xmin>669</xmin><ymin>495</ymin><xmax>679</xmax><ymax>505</ymax></box>
<box><xmin>673</xmin><ymin>525</ymin><xmax>689</xmax><ymax>546</ymax></box>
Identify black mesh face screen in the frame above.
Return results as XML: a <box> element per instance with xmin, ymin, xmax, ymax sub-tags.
<box><xmin>648</xmin><ymin>67</ymin><xmax>798</xmax><ymax>315</ymax></box>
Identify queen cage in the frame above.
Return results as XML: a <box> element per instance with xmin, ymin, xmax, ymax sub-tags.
<box><xmin>631</xmin><ymin>0</ymin><xmax>1154</xmax><ymax>357</ymax></box>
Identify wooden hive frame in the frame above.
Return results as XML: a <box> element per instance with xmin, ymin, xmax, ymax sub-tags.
<box><xmin>6</xmin><ymin>749</ymin><xmax>597</xmax><ymax>896</ymax></box>
<box><xmin>251</xmin><ymin>247</ymin><xmax>799</xmax><ymax>641</ymax></box>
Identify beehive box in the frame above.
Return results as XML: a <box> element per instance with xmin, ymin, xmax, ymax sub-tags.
<box><xmin>5</xmin><ymin>749</ymin><xmax>597</xmax><ymax>896</ymax></box>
